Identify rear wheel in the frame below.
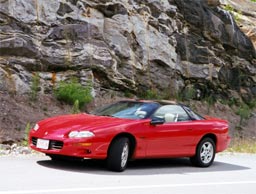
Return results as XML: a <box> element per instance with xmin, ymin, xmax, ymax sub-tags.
<box><xmin>107</xmin><ymin>137</ymin><xmax>130</xmax><ymax>172</ymax></box>
<box><xmin>190</xmin><ymin>137</ymin><xmax>216</xmax><ymax>167</ymax></box>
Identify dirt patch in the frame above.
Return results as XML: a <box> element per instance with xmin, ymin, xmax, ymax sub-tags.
<box><xmin>0</xmin><ymin>91</ymin><xmax>72</xmax><ymax>143</ymax></box>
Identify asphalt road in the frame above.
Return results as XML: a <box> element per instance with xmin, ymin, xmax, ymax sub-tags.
<box><xmin>0</xmin><ymin>153</ymin><xmax>256</xmax><ymax>194</ymax></box>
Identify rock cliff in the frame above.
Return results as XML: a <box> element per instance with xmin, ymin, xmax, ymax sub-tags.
<box><xmin>0</xmin><ymin>0</ymin><xmax>255</xmax><ymax>101</ymax></box>
<box><xmin>0</xmin><ymin>0</ymin><xmax>256</xmax><ymax>143</ymax></box>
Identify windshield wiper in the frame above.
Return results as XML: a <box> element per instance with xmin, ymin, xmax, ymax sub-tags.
<box><xmin>100</xmin><ymin>114</ymin><xmax>116</xmax><ymax>118</ymax></box>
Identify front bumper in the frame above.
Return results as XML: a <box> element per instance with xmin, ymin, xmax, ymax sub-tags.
<box><xmin>30</xmin><ymin>136</ymin><xmax>109</xmax><ymax>159</ymax></box>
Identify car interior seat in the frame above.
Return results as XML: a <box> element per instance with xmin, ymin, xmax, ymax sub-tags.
<box><xmin>164</xmin><ymin>113</ymin><xmax>177</xmax><ymax>122</ymax></box>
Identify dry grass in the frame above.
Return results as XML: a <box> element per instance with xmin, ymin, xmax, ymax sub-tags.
<box><xmin>0</xmin><ymin>129</ymin><xmax>4</xmax><ymax>144</ymax></box>
<box><xmin>227</xmin><ymin>138</ymin><xmax>256</xmax><ymax>154</ymax></box>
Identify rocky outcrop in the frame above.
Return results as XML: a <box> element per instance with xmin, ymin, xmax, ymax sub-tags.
<box><xmin>0</xmin><ymin>0</ymin><xmax>255</xmax><ymax>102</ymax></box>
<box><xmin>220</xmin><ymin>0</ymin><xmax>256</xmax><ymax>49</ymax></box>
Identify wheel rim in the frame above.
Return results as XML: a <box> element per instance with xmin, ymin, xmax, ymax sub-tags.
<box><xmin>121</xmin><ymin>143</ymin><xmax>129</xmax><ymax>168</ymax></box>
<box><xmin>200</xmin><ymin>142</ymin><xmax>214</xmax><ymax>164</ymax></box>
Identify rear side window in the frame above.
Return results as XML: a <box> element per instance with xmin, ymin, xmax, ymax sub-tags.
<box><xmin>152</xmin><ymin>105</ymin><xmax>191</xmax><ymax>123</ymax></box>
<box><xmin>183</xmin><ymin>106</ymin><xmax>205</xmax><ymax>120</ymax></box>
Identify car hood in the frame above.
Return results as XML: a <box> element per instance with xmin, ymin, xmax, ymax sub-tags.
<box><xmin>35</xmin><ymin>114</ymin><xmax>140</xmax><ymax>136</ymax></box>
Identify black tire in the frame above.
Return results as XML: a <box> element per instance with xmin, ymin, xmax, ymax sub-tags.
<box><xmin>190</xmin><ymin>137</ymin><xmax>216</xmax><ymax>167</ymax></box>
<box><xmin>107</xmin><ymin>137</ymin><xmax>130</xmax><ymax>172</ymax></box>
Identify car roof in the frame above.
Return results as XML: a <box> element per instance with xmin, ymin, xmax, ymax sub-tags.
<box><xmin>120</xmin><ymin>99</ymin><xmax>178</xmax><ymax>105</ymax></box>
<box><xmin>154</xmin><ymin>100</ymin><xmax>178</xmax><ymax>105</ymax></box>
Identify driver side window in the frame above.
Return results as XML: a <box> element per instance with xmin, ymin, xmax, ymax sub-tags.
<box><xmin>152</xmin><ymin>105</ymin><xmax>191</xmax><ymax>123</ymax></box>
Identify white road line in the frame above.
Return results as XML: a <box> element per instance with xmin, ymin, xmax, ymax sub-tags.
<box><xmin>1</xmin><ymin>181</ymin><xmax>256</xmax><ymax>194</ymax></box>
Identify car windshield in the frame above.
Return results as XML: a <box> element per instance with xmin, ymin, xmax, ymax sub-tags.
<box><xmin>92</xmin><ymin>101</ymin><xmax>160</xmax><ymax>119</ymax></box>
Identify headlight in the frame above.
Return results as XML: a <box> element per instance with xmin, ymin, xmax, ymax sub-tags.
<box><xmin>33</xmin><ymin>124</ymin><xmax>39</xmax><ymax>131</ymax></box>
<box><xmin>68</xmin><ymin>131</ymin><xmax>95</xmax><ymax>138</ymax></box>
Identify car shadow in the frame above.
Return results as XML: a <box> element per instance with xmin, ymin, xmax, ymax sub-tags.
<box><xmin>37</xmin><ymin>156</ymin><xmax>250</xmax><ymax>175</ymax></box>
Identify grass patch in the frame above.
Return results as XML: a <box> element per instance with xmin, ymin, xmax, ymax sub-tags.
<box><xmin>145</xmin><ymin>89</ymin><xmax>158</xmax><ymax>99</ymax></box>
<box><xmin>227</xmin><ymin>138</ymin><xmax>256</xmax><ymax>154</ymax></box>
<box><xmin>72</xmin><ymin>99</ymin><xmax>80</xmax><ymax>114</ymax></box>
<box><xmin>138</xmin><ymin>88</ymin><xmax>173</xmax><ymax>100</ymax></box>
<box><xmin>223</xmin><ymin>3</ymin><xmax>242</xmax><ymax>22</ymax></box>
<box><xmin>22</xmin><ymin>123</ymin><xmax>31</xmax><ymax>146</ymax></box>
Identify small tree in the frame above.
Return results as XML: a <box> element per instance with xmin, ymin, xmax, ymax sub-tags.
<box><xmin>23</xmin><ymin>123</ymin><xmax>31</xmax><ymax>146</ymax></box>
<box><xmin>30</xmin><ymin>73</ymin><xmax>40</xmax><ymax>101</ymax></box>
<box><xmin>72</xmin><ymin>99</ymin><xmax>80</xmax><ymax>114</ymax></box>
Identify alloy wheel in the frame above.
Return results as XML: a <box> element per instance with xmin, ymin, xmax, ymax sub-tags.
<box><xmin>121</xmin><ymin>143</ymin><xmax>129</xmax><ymax>168</ymax></box>
<box><xmin>200</xmin><ymin>142</ymin><xmax>214</xmax><ymax>164</ymax></box>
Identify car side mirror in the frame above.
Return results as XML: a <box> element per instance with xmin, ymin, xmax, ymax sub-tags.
<box><xmin>150</xmin><ymin>117</ymin><xmax>165</xmax><ymax>125</ymax></box>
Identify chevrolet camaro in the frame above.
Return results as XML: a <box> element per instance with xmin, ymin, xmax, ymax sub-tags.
<box><xmin>29</xmin><ymin>100</ymin><xmax>230</xmax><ymax>172</ymax></box>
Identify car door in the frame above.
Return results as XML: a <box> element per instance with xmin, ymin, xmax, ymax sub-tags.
<box><xmin>145</xmin><ymin>105</ymin><xmax>197</xmax><ymax>157</ymax></box>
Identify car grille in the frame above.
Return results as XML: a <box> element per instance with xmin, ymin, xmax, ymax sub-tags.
<box><xmin>31</xmin><ymin>137</ymin><xmax>64</xmax><ymax>150</ymax></box>
<box><xmin>50</xmin><ymin>141</ymin><xmax>64</xmax><ymax>150</ymax></box>
<box><xmin>31</xmin><ymin>137</ymin><xmax>37</xmax><ymax>146</ymax></box>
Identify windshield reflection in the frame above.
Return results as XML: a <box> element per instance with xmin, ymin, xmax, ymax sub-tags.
<box><xmin>92</xmin><ymin>101</ymin><xmax>160</xmax><ymax>119</ymax></box>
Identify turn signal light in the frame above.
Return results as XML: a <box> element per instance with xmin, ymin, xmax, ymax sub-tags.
<box><xmin>74</xmin><ymin>143</ymin><xmax>92</xmax><ymax>147</ymax></box>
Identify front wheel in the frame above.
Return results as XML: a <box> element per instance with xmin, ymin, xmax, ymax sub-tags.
<box><xmin>190</xmin><ymin>137</ymin><xmax>216</xmax><ymax>167</ymax></box>
<box><xmin>107</xmin><ymin>137</ymin><xmax>130</xmax><ymax>172</ymax></box>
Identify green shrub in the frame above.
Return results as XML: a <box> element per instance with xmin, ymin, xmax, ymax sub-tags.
<box><xmin>205</xmin><ymin>95</ymin><xmax>216</xmax><ymax>114</ymax></box>
<box><xmin>228</xmin><ymin>97</ymin><xmax>239</xmax><ymax>107</ymax></box>
<box><xmin>145</xmin><ymin>89</ymin><xmax>158</xmax><ymax>99</ymax></box>
<box><xmin>236</xmin><ymin>103</ymin><xmax>251</xmax><ymax>126</ymax></box>
<box><xmin>223</xmin><ymin>4</ymin><xmax>233</xmax><ymax>12</ymax></box>
<box><xmin>54</xmin><ymin>79</ymin><xmax>93</xmax><ymax>109</ymax></box>
<box><xmin>22</xmin><ymin>122</ymin><xmax>30</xmax><ymax>146</ymax></box>
<box><xmin>181</xmin><ymin>87</ymin><xmax>196</xmax><ymax>104</ymax></box>
<box><xmin>223</xmin><ymin>4</ymin><xmax>241</xmax><ymax>22</ymax></box>
<box><xmin>247</xmin><ymin>98</ymin><xmax>256</xmax><ymax>109</ymax></box>
<box><xmin>138</xmin><ymin>88</ymin><xmax>158</xmax><ymax>100</ymax></box>
<box><xmin>30</xmin><ymin>73</ymin><xmax>40</xmax><ymax>101</ymax></box>
<box><xmin>124</xmin><ymin>90</ymin><xmax>133</xmax><ymax>98</ymax></box>
<box><xmin>234</xmin><ymin>11</ymin><xmax>242</xmax><ymax>23</ymax></box>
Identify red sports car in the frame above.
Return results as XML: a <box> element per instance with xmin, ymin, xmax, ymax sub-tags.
<box><xmin>29</xmin><ymin>100</ymin><xmax>230</xmax><ymax>172</ymax></box>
